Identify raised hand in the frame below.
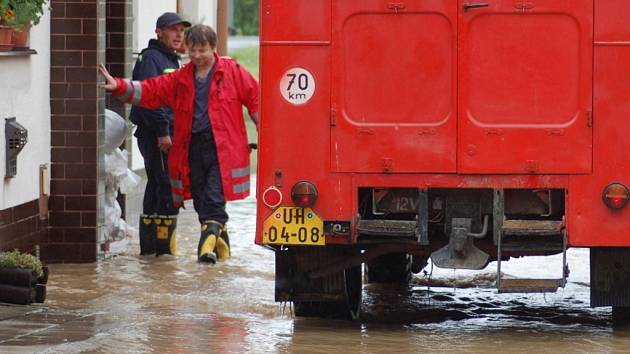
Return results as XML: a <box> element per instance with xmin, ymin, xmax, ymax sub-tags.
<box><xmin>98</xmin><ymin>64</ymin><xmax>118</xmax><ymax>92</ymax></box>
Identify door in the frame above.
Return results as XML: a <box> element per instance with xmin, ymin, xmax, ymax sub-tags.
<box><xmin>459</xmin><ymin>0</ymin><xmax>593</xmax><ymax>174</ymax></box>
<box><xmin>331</xmin><ymin>0</ymin><xmax>457</xmax><ymax>173</ymax></box>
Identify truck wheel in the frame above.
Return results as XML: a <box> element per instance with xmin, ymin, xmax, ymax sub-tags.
<box><xmin>365</xmin><ymin>253</ymin><xmax>412</xmax><ymax>284</ymax></box>
<box><xmin>293</xmin><ymin>301</ymin><xmax>319</xmax><ymax>317</ymax></box>
<box><xmin>613</xmin><ymin>307</ymin><xmax>630</xmax><ymax>328</ymax></box>
<box><xmin>294</xmin><ymin>266</ymin><xmax>362</xmax><ymax>320</ymax></box>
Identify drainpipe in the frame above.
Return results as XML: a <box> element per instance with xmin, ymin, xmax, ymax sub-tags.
<box><xmin>217</xmin><ymin>0</ymin><xmax>228</xmax><ymax>56</ymax></box>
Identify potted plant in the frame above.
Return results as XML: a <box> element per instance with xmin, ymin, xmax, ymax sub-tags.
<box><xmin>8</xmin><ymin>0</ymin><xmax>47</xmax><ymax>49</ymax></box>
<box><xmin>0</xmin><ymin>0</ymin><xmax>15</xmax><ymax>51</ymax></box>
<box><xmin>0</xmin><ymin>249</ymin><xmax>48</xmax><ymax>304</ymax></box>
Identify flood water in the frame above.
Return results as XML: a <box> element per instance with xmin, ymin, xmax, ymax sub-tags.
<box><xmin>3</xmin><ymin>179</ymin><xmax>630</xmax><ymax>353</ymax></box>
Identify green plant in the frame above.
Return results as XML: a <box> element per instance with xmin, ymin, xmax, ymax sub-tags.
<box><xmin>0</xmin><ymin>249</ymin><xmax>44</xmax><ymax>278</ymax></box>
<box><xmin>0</xmin><ymin>0</ymin><xmax>16</xmax><ymax>26</ymax></box>
<box><xmin>8</xmin><ymin>0</ymin><xmax>47</xmax><ymax>30</ymax></box>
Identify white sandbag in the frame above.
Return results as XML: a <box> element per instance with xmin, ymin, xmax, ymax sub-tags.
<box><xmin>105</xmin><ymin>109</ymin><xmax>129</xmax><ymax>154</ymax></box>
<box><xmin>103</xmin><ymin>147</ymin><xmax>140</xmax><ymax>248</ymax></box>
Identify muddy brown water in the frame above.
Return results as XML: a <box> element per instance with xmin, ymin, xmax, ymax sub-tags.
<box><xmin>3</xmin><ymin>182</ymin><xmax>630</xmax><ymax>353</ymax></box>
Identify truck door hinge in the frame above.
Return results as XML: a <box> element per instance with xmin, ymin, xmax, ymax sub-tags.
<box><xmin>387</xmin><ymin>3</ymin><xmax>406</xmax><ymax>13</ymax></box>
<box><xmin>587</xmin><ymin>110</ymin><xmax>593</xmax><ymax>127</ymax></box>
<box><xmin>330</xmin><ymin>108</ymin><xmax>337</xmax><ymax>127</ymax></box>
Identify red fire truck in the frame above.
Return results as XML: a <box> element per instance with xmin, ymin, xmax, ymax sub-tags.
<box><xmin>255</xmin><ymin>0</ymin><xmax>630</xmax><ymax>322</ymax></box>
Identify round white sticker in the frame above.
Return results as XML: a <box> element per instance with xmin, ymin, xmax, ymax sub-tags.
<box><xmin>280</xmin><ymin>67</ymin><xmax>315</xmax><ymax>105</ymax></box>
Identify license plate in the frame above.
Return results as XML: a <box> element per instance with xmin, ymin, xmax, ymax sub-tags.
<box><xmin>262</xmin><ymin>207</ymin><xmax>325</xmax><ymax>245</ymax></box>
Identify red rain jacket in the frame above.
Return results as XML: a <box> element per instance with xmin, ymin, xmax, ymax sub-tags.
<box><xmin>113</xmin><ymin>53</ymin><xmax>259</xmax><ymax>207</ymax></box>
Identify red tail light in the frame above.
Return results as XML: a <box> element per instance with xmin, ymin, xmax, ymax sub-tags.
<box><xmin>602</xmin><ymin>183</ymin><xmax>630</xmax><ymax>210</ymax></box>
<box><xmin>262</xmin><ymin>186</ymin><xmax>282</xmax><ymax>209</ymax></box>
<box><xmin>291</xmin><ymin>181</ymin><xmax>318</xmax><ymax>208</ymax></box>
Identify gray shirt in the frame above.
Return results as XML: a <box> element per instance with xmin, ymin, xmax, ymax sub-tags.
<box><xmin>191</xmin><ymin>65</ymin><xmax>216</xmax><ymax>134</ymax></box>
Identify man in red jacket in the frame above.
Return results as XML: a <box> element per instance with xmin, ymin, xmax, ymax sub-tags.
<box><xmin>100</xmin><ymin>25</ymin><xmax>259</xmax><ymax>263</ymax></box>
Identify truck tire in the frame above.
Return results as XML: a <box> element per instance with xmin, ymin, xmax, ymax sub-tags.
<box><xmin>613</xmin><ymin>307</ymin><xmax>630</xmax><ymax>328</ymax></box>
<box><xmin>365</xmin><ymin>253</ymin><xmax>412</xmax><ymax>284</ymax></box>
<box><xmin>294</xmin><ymin>266</ymin><xmax>362</xmax><ymax>320</ymax></box>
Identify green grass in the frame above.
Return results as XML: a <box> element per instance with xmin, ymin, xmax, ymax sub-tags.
<box><xmin>229</xmin><ymin>45</ymin><xmax>260</xmax><ymax>171</ymax></box>
<box><xmin>229</xmin><ymin>46</ymin><xmax>259</xmax><ymax>79</ymax></box>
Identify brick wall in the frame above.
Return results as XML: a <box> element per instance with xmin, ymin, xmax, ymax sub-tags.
<box><xmin>105</xmin><ymin>0</ymin><xmax>133</xmax><ymax>225</ymax></box>
<box><xmin>0</xmin><ymin>201</ymin><xmax>48</xmax><ymax>255</ymax></box>
<box><xmin>105</xmin><ymin>0</ymin><xmax>132</xmax><ymax>119</ymax></box>
<box><xmin>46</xmin><ymin>0</ymin><xmax>107</xmax><ymax>263</ymax></box>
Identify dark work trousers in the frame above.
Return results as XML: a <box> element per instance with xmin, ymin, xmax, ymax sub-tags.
<box><xmin>189</xmin><ymin>132</ymin><xmax>229</xmax><ymax>224</ymax></box>
<box><xmin>137</xmin><ymin>132</ymin><xmax>179</xmax><ymax>216</ymax></box>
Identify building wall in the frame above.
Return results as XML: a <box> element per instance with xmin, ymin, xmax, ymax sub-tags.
<box><xmin>106</xmin><ymin>0</ymin><xmax>133</xmax><ymax>119</ymax></box>
<box><xmin>0</xmin><ymin>12</ymin><xmax>51</xmax><ymax>209</ymax></box>
<box><xmin>133</xmin><ymin>0</ymin><xmax>177</xmax><ymax>53</ymax></box>
<box><xmin>0</xmin><ymin>10</ymin><xmax>52</xmax><ymax>254</ymax></box>
<box><xmin>180</xmin><ymin>0</ymin><xmax>217</xmax><ymax>29</ymax></box>
<box><xmin>46</xmin><ymin>0</ymin><xmax>106</xmax><ymax>263</ymax></box>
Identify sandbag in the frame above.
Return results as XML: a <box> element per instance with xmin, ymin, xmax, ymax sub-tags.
<box><xmin>104</xmin><ymin>109</ymin><xmax>129</xmax><ymax>154</ymax></box>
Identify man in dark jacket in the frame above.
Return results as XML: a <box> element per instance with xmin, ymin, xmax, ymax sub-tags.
<box><xmin>131</xmin><ymin>13</ymin><xmax>190</xmax><ymax>256</ymax></box>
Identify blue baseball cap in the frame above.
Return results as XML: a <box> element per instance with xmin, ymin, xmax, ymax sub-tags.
<box><xmin>156</xmin><ymin>12</ymin><xmax>191</xmax><ymax>29</ymax></box>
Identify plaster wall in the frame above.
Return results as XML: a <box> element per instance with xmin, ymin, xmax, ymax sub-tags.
<box><xmin>133</xmin><ymin>0</ymin><xmax>177</xmax><ymax>53</ymax></box>
<box><xmin>180</xmin><ymin>0</ymin><xmax>217</xmax><ymax>28</ymax></box>
<box><xmin>0</xmin><ymin>10</ymin><xmax>51</xmax><ymax>210</ymax></box>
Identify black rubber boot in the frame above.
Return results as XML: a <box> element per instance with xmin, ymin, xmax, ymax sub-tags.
<box><xmin>216</xmin><ymin>227</ymin><xmax>231</xmax><ymax>260</ymax></box>
<box><xmin>198</xmin><ymin>221</ymin><xmax>222</xmax><ymax>263</ymax></box>
<box><xmin>139</xmin><ymin>215</ymin><xmax>156</xmax><ymax>255</ymax></box>
<box><xmin>155</xmin><ymin>215</ymin><xmax>178</xmax><ymax>256</ymax></box>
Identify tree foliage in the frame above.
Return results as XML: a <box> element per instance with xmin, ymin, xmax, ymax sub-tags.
<box><xmin>233</xmin><ymin>0</ymin><xmax>259</xmax><ymax>36</ymax></box>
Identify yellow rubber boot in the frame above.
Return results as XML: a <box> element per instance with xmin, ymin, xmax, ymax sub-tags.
<box><xmin>155</xmin><ymin>215</ymin><xmax>178</xmax><ymax>256</ymax></box>
<box><xmin>139</xmin><ymin>215</ymin><xmax>156</xmax><ymax>255</ymax></box>
<box><xmin>198</xmin><ymin>221</ymin><xmax>221</xmax><ymax>263</ymax></box>
<box><xmin>216</xmin><ymin>228</ymin><xmax>231</xmax><ymax>260</ymax></box>
<box><xmin>169</xmin><ymin>228</ymin><xmax>178</xmax><ymax>256</ymax></box>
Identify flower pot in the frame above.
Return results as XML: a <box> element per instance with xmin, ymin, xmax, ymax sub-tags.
<box><xmin>33</xmin><ymin>284</ymin><xmax>46</xmax><ymax>303</ymax></box>
<box><xmin>0</xmin><ymin>283</ymin><xmax>31</xmax><ymax>305</ymax></box>
<box><xmin>0</xmin><ymin>267</ymin><xmax>33</xmax><ymax>287</ymax></box>
<box><xmin>11</xmin><ymin>27</ymin><xmax>29</xmax><ymax>49</ymax></box>
<box><xmin>0</xmin><ymin>25</ymin><xmax>13</xmax><ymax>51</ymax></box>
<box><xmin>37</xmin><ymin>266</ymin><xmax>49</xmax><ymax>285</ymax></box>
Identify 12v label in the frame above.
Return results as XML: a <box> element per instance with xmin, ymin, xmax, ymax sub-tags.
<box><xmin>280</xmin><ymin>67</ymin><xmax>315</xmax><ymax>105</ymax></box>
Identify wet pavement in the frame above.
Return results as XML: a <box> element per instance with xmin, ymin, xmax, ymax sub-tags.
<box><xmin>1</xmin><ymin>178</ymin><xmax>630</xmax><ymax>353</ymax></box>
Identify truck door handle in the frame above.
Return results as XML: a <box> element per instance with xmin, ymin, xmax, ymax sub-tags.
<box><xmin>463</xmin><ymin>3</ymin><xmax>489</xmax><ymax>10</ymax></box>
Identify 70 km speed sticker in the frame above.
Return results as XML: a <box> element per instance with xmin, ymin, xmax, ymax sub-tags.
<box><xmin>280</xmin><ymin>67</ymin><xmax>315</xmax><ymax>105</ymax></box>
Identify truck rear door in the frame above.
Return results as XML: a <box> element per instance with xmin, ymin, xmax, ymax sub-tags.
<box><xmin>458</xmin><ymin>0</ymin><xmax>593</xmax><ymax>174</ymax></box>
<box><xmin>331</xmin><ymin>0</ymin><xmax>457</xmax><ymax>173</ymax></box>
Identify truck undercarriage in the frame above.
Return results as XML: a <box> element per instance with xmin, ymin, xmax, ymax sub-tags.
<box><xmin>272</xmin><ymin>188</ymin><xmax>630</xmax><ymax>324</ymax></box>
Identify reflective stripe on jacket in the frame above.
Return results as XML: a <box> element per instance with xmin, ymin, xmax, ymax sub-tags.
<box><xmin>113</xmin><ymin>53</ymin><xmax>259</xmax><ymax>206</ymax></box>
